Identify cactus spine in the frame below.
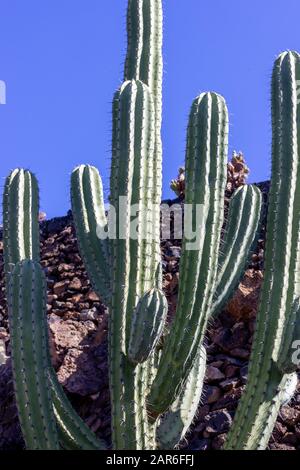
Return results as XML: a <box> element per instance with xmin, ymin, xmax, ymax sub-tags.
<box><xmin>225</xmin><ymin>51</ymin><xmax>300</xmax><ymax>450</ymax></box>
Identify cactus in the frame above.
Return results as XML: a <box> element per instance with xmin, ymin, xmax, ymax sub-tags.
<box><xmin>128</xmin><ymin>288</ymin><xmax>168</xmax><ymax>364</ymax></box>
<box><xmin>8</xmin><ymin>260</ymin><xmax>59</xmax><ymax>450</ymax></box>
<box><xmin>71</xmin><ymin>0</ymin><xmax>261</xmax><ymax>449</ymax></box>
<box><xmin>5</xmin><ymin>0</ymin><xmax>262</xmax><ymax>451</ymax></box>
<box><xmin>3</xmin><ymin>169</ymin><xmax>106</xmax><ymax>450</ymax></box>
<box><xmin>224</xmin><ymin>51</ymin><xmax>300</xmax><ymax>450</ymax></box>
<box><xmin>156</xmin><ymin>344</ymin><xmax>207</xmax><ymax>449</ymax></box>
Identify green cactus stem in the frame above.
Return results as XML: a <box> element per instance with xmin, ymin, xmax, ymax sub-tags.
<box><xmin>71</xmin><ymin>165</ymin><xmax>110</xmax><ymax>304</ymax></box>
<box><xmin>156</xmin><ymin>345</ymin><xmax>207</xmax><ymax>449</ymax></box>
<box><xmin>128</xmin><ymin>288</ymin><xmax>168</xmax><ymax>364</ymax></box>
<box><xmin>125</xmin><ymin>0</ymin><xmax>163</xmax><ymax>285</ymax></box>
<box><xmin>3</xmin><ymin>169</ymin><xmax>40</xmax><ymax>281</ymax></box>
<box><xmin>108</xmin><ymin>79</ymin><xmax>157</xmax><ymax>450</ymax></box>
<box><xmin>4</xmin><ymin>169</ymin><xmax>106</xmax><ymax>450</ymax></box>
<box><xmin>48</xmin><ymin>368</ymin><xmax>106</xmax><ymax>450</ymax></box>
<box><xmin>211</xmin><ymin>184</ymin><xmax>262</xmax><ymax>317</ymax></box>
<box><xmin>8</xmin><ymin>260</ymin><xmax>59</xmax><ymax>450</ymax></box>
<box><xmin>225</xmin><ymin>51</ymin><xmax>300</xmax><ymax>450</ymax></box>
<box><xmin>148</xmin><ymin>92</ymin><xmax>228</xmax><ymax>417</ymax></box>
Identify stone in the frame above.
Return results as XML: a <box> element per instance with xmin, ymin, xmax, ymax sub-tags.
<box><xmin>230</xmin><ymin>348</ymin><xmax>250</xmax><ymax>359</ymax></box>
<box><xmin>225</xmin><ymin>269</ymin><xmax>263</xmax><ymax>320</ymax></box>
<box><xmin>204</xmin><ymin>386</ymin><xmax>222</xmax><ymax>404</ymax></box>
<box><xmin>57</xmin><ymin>342</ymin><xmax>108</xmax><ymax>396</ymax></box>
<box><xmin>53</xmin><ymin>280</ymin><xmax>69</xmax><ymax>295</ymax></box>
<box><xmin>213</xmin><ymin>323</ymin><xmax>249</xmax><ymax>352</ymax></box>
<box><xmin>80</xmin><ymin>308</ymin><xmax>98</xmax><ymax>321</ymax></box>
<box><xmin>280</xmin><ymin>406</ymin><xmax>300</xmax><ymax>427</ymax></box>
<box><xmin>204</xmin><ymin>410</ymin><xmax>232</xmax><ymax>435</ymax></box>
<box><xmin>219</xmin><ymin>378</ymin><xmax>239</xmax><ymax>392</ymax></box>
<box><xmin>86</xmin><ymin>291</ymin><xmax>100</xmax><ymax>302</ymax></box>
<box><xmin>196</xmin><ymin>405</ymin><xmax>210</xmax><ymax>422</ymax></box>
<box><xmin>205</xmin><ymin>366</ymin><xmax>225</xmax><ymax>383</ymax></box>
<box><xmin>68</xmin><ymin>277</ymin><xmax>82</xmax><ymax>291</ymax></box>
<box><xmin>281</xmin><ymin>432</ymin><xmax>298</xmax><ymax>445</ymax></box>
<box><xmin>211</xmin><ymin>388</ymin><xmax>243</xmax><ymax>412</ymax></box>
<box><xmin>225</xmin><ymin>365</ymin><xmax>239</xmax><ymax>378</ymax></box>
<box><xmin>58</xmin><ymin>263</ymin><xmax>75</xmax><ymax>272</ymax></box>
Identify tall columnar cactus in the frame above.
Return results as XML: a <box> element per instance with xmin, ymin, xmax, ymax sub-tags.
<box><xmin>5</xmin><ymin>0</ymin><xmax>263</xmax><ymax>451</ymax></box>
<box><xmin>3</xmin><ymin>169</ymin><xmax>106</xmax><ymax>450</ymax></box>
<box><xmin>8</xmin><ymin>260</ymin><xmax>59</xmax><ymax>450</ymax></box>
<box><xmin>224</xmin><ymin>51</ymin><xmax>300</xmax><ymax>450</ymax></box>
<box><xmin>71</xmin><ymin>0</ymin><xmax>262</xmax><ymax>449</ymax></box>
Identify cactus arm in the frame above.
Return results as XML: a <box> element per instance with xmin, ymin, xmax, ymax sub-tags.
<box><xmin>109</xmin><ymin>79</ymin><xmax>158</xmax><ymax>449</ymax></box>
<box><xmin>148</xmin><ymin>92</ymin><xmax>228</xmax><ymax>417</ymax></box>
<box><xmin>8</xmin><ymin>260</ymin><xmax>59</xmax><ymax>450</ymax></box>
<box><xmin>125</xmin><ymin>80</ymin><xmax>156</xmax><ymax>337</ymax></box>
<box><xmin>211</xmin><ymin>184</ymin><xmax>262</xmax><ymax>317</ymax></box>
<box><xmin>4</xmin><ymin>168</ymin><xmax>106</xmax><ymax>450</ymax></box>
<box><xmin>225</xmin><ymin>51</ymin><xmax>300</xmax><ymax>450</ymax></box>
<box><xmin>156</xmin><ymin>345</ymin><xmax>206</xmax><ymax>449</ymax></box>
<box><xmin>71</xmin><ymin>165</ymin><xmax>111</xmax><ymax>305</ymax></box>
<box><xmin>125</xmin><ymin>0</ymin><xmax>163</xmax><ymax>286</ymax></box>
<box><xmin>3</xmin><ymin>169</ymin><xmax>40</xmax><ymax>280</ymax></box>
<box><xmin>48</xmin><ymin>368</ymin><xmax>106</xmax><ymax>450</ymax></box>
<box><xmin>128</xmin><ymin>289</ymin><xmax>168</xmax><ymax>364</ymax></box>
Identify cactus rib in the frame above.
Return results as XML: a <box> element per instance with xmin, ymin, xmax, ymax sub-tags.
<box><xmin>109</xmin><ymin>79</ymin><xmax>157</xmax><ymax>449</ymax></box>
<box><xmin>125</xmin><ymin>0</ymin><xmax>163</xmax><ymax>286</ymax></box>
<box><xmin>211</xmin><ymin>184</ymin><xmax>262</xmax><ymax>317</ymax></box>
<box><xmin>8</xmin><ymin>260</ymin><xmax>59</xmax><ymax>450</ymax></box>
<box><xmin>3</xmin><ymin>169</ymin><xmax>40</xmax><ymax>281</ymax></box>
<box><xmin>148</xmin><ymin>92</ymin><xmax>228</xmax><ymax>416</ymax></box>
<box><xmin>48</xmin><ymin>369</ymin><xmax>106</xmax><ymax>450</ymax></box>
<box><xmin>225</xmin><ymin>51</ymin><xmax>300</xmax><ymax>450</ymax></box>
<box><xmin>128</xmin><ymin>288</ymin><xmax>168</xmax><ymax>364</ymax></box>
<box><xmin>71</xmin><ymin>165</ymin><xmax>110</xmax><ymax>304</ymax></box>
<box><xmin>157</xmin><ymin>345</ymin><xmax>207</xmax><ymax>449</ymax></box>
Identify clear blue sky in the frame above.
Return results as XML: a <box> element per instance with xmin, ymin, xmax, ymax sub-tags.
<box><xmin>0</xmin><ymin>0</ymin><xmax>299</xmax><ymax>219</ymax></box>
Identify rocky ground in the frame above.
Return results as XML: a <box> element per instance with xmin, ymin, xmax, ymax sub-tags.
<box><xmin>0</xmin><ymin>201</ymin><xmax>300</xmax><ymax>450</ymax></box>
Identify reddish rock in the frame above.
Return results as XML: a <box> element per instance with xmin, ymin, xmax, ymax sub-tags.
<box><xmin>225</xmin><ymin>269</ymin><xmax>263</xmax><ymax>320</ymax></box>
<box><xmin>53</xmin><ymin>280</ymin><xmax>70</xmax><ymax>295</ymax></box>
<box><xmin>86</xmin><ymin>291</ymin><xmax>100</xmax><ymax>302</ymax></box>
<box><xmin>69</xmin><ymin>277</ymin><xmax>82</xmax><ymax>291</ymax></box>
